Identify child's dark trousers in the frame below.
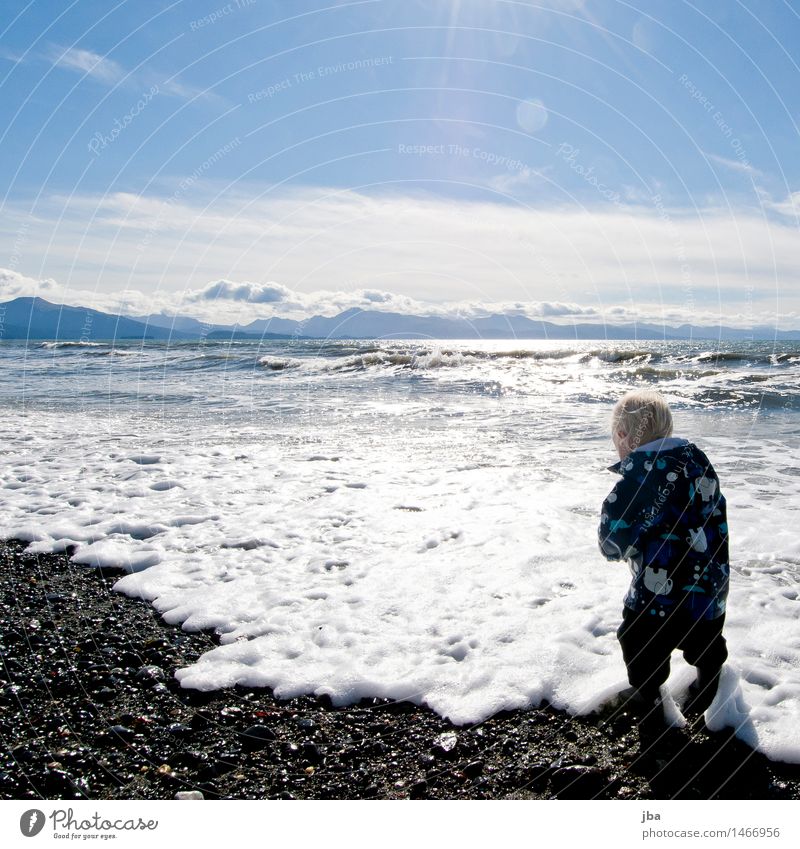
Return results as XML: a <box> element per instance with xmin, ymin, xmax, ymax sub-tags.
<box><xmin>617</xmin><ymin>605</ymin><xmax>728</xmax><ymax>701</ymax></box>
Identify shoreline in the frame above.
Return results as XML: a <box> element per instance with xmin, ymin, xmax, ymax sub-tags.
<box><xmin>2</xmin><ymin>539</ymin><xmax>798</xmax><ymax>801</ymax></box>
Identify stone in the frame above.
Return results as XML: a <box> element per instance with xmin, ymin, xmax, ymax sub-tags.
<box><xmin>135</xmin><ymin>665</ymin><xmax>166</xmax><ymax>683</ymax></box>
<box><xmin>239</xmin><ymin>724</ymin><xmax>277</xmax><ymax>749</ymax></box>
<box><xmin>551</xmin><ymin>765</ymin><xmax>611</xmax><ymax>799</ymax></box>
<box><xmin>301</xmin><ymin>740</ymin><xmax>323</xmax><ymax>763</ymax></box>
<box><xmin>432</xmin><ymin>732</ymin><xmax>458</xmax><ymax>758</ymax></box>
<box><xmin>462</xmin><ymin>760</ymin><xmax>484</xmax><ymax>779</ymax></box>
<box><xmin>108</xmin><ymin>725</ymin><xmax>134</xmax><ymax>743</ymax></box>
<box><xmin>174</xmin><ymin>790</ymin><xmax>204</xmax><ymax>800</ymax></box>
<box><xmin>410</xmin><ymin>779</ymin><xmax>428</xmax><ymax>798</ymax></box>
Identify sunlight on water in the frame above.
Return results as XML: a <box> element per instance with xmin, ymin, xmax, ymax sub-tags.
<box><xmin>2</xmin><ymin>338</ymin><xmax>800</xmax><ymax>761</ymax></box>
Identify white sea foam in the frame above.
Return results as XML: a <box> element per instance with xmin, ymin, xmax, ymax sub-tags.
<box><xmin>1</xmin><ymin>393</ymin><xmax>799</xmax><ymax>764</ymax></box>
<box><xmin>38</xmin><ymin>340</ymin><xmax>104</xmax><ymax>349</ymax></box>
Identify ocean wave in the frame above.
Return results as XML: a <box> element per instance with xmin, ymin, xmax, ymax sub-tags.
<box><xmin>309</xmin><ymin>345</ymin><xmax>662</xmax><ymax>372</ymax></box>
<box><xmin>692</xmin><ymin>388</ymin><xmax>796</xmax><ymax>410</ymax></box>
<box><xmin>321</xmin><ymin>349</ymin><xmax>475</xmax><ymax>372</ymax></box>
<box><xmin>89</xmin><ymin>348</ymin><xmax>142</xmax><ymax>357</ymax></box>
<box><xmin>581</xmin><ymin>349</ymin><xmax>656</xmax><ymax>364</ymax></box>
<box><xmin>258</xmin><ymin>357</ymin><xmax>304</xmax><ymax>371</ymax></box>
<box><xmin>626</xmin><ymin>366</ymin><xmax>721</xmax><ymax>381</ymax></box>
<box><xmin>38</xmin><ymin>340</ymin><xmax>105</xmax><ymax>349</ymax></box>
<box><xmin>694</xmin><ymin>350</ymin><xmax>800</xmax><ymax>366</ymax></box>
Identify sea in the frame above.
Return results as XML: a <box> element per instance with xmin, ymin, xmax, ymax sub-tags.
<box><xmin>1</xmin><ymin>337</ymin><xmax>799</xmax><ymax>762</ymax></box>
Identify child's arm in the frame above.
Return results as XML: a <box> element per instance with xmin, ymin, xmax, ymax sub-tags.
<box><xmin>598</xmin><ymin>472</ymin><xmax>662</xmax><ymax>562</ymax></box>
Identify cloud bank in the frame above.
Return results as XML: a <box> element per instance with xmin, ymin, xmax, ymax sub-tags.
<box><xmin>2</xmin><ymin>186</ymin><xmax>799</xmax><ymax>328</ymax></box>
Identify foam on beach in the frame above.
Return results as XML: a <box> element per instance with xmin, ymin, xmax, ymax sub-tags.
<box><xmin>2</xmin><ymin>395</ymin><xmax>800</xmax><ymax>764</ymax></box>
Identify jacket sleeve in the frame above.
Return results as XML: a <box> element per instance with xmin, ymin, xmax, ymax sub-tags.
<box><xmin>598</xmin><ymin>470</ymin><xmax>661</xmax><ymax>562</ymax></box>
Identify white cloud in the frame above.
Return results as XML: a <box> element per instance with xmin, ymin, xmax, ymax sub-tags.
<box><xmin>2</xmin><ymin>186</ymin><xmax>800</xmax><ymax>328</ymax></box>
<box><xmin>761</xmin><ymin>190</ymin><xmax>800</xmax><ymax>219</ymax></box>
<box><xmin>487</xmin><ymin>166</ymin><xmax>550</xmax><ymax>194</ymax></box>
<box><xmin>528</xmin><ymin>301</ymin><xmax>599</xmax><ymax>317</ymax></box>
<box><xmin>4</xmin><ymin>265</ymin><xmax>798</xmax><ymax>331</ymax></box>
<box><xmin>187</xmin><ymin>279</ymin><xmax>293</xmax><ymax>304</ymax></box>
<box><xmin>50</xmin><ymin>46</ymin><xmax>123</xmax><ymax>84</ymax></box>
<box><xmin>704</xmin><ymin>152</ymin><xmax>763</xmax><ymax>178</ymax></box>
<box><xmin>1</xmin><ymin>268</ymin><xmax>56</xmax><ymax>297</ymax></box>
<box><xmin>0</xmin><ymin>45</ymin><xmax>25</xmax><ymax>63</ymax></box>
<box><xmin>41</xmin><ymin>43</ymin><xmax>215</xmax><ymax>103</ymax></box>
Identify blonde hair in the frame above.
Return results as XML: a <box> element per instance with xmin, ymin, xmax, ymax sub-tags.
<box><xmin>612</xmin><ymin>390</ymin><xmax>673</xmax><ymax>449</ymax></box>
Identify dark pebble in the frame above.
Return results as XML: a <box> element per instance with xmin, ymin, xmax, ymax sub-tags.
<box><xmin>240</xmin><ymin>724</ymin><xmax>277</xmax><ymax>749</ymax></box>
<box><xmin>409</xmin><ymin>779</ymin><xmax>428</xmax><ymax>798</ymax></box>
<box><xmin>108</xmin><ymin>725</ymin><xmax>134</xmax><ymax>743</ymax></box>
<box><xmin>190</xmin><ymin>710</ymin><xmax>213</xmax><ymax>730</ymax></box>
<box><xmin>172</xmin><ymin>750</ymin><xmax>207</xmax><ymax>769</ymax></box>
<box><xmin>514</xmin><ymin>762</ymin><xmax>551</xmax><ymax>792</ymax></box>
<box><xmin>41</xmin><ymin>768</ymin><xmax>78</xmax><ymax>796</ymax></box>
<box><xmin>11</xmin><ymin>745</ymin><xmax>36</xmax><ymax>763</ymax></box>
<box><xmin>462</xmin><ymin>760</ymin><xmax>484</xmax><ymax>779</ymax></box>
<box><xmin>45</xmin><ymin>593</ymin><xmax>68</xmax><ymax>603</ymax></box>
<box><xmin>95</xmin><ymin>687</ymin><xmax>117</xmax><ymax>703</ymax></box>
<box><xmin>135</xmin><ymin>665</ymin><xmax>166</xmax><ymax>683</ymax></box>
<box><xmin>301</xmin><ymin>741</ymin><xmax>323</xmax><ymax>763</ymax></box>
<box><xmin>551</xmin><ymin>765</ymin><xmax>612</xmax><ymax>799</ymax></box>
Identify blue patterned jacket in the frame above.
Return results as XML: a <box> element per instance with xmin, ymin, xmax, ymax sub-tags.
<box><xmin>598</xmin><ymin>437</ymin><xmax>729</xmax><ymax>621</ymax></box>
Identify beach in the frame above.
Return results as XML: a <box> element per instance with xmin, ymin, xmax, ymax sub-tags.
<box><xmin>2</xmin><ymin>338</ymin><xmax>800</xmax><ymax>799</ymax></box>
<box><xmin>4</xmin><ymin>538</ymin><xmax>800</xmax><ymax>801</ymax></box>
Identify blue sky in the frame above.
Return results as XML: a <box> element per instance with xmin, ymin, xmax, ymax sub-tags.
<box><xmin>1</xmin><ymin>0</ymin><xmax>799</xmax><ymax>327</ymax></box>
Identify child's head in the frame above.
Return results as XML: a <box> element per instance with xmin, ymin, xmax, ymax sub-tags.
<box><xmin>611</xmin><ymin>390</ymin><xmax>673</xmax><ymax>459</ymax></box>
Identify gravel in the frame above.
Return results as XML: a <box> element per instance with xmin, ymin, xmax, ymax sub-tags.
<box><xmin>2</xmin><ymin>539</ymin><xmax>798</xmax><ymax>800</ymax></box>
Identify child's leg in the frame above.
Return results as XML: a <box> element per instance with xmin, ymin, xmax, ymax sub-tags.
<box><xmin>616</xmin><ymin>606</ymin><xmax>673</xmax><ymax>702</ymax></box>
<box><xmin>617</xmin><ymin>607</ymin><xmax>676</xmax><ymax>750</ymax></box>
<box><xmin>679</xmin><ymin>614</ymin><xmax>728</xmax><ymax>714</ymax></box>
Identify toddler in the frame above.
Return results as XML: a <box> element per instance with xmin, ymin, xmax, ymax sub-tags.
<box><xmin>598</xmin><ymin>390</ymin><xmax>730</xmax><ymax>744</ymax></box>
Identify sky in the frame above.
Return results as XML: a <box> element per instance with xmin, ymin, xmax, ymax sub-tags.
<box><xmin>1</xmin><ymin>0</ymin><xmax>800</xmax><ymax>328</ymax></box>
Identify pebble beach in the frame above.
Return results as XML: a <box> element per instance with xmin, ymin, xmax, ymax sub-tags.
<box><xmin>3</xmin><ymin>539</ymin><xmax>799</xmax><ymax>801</ymax></box>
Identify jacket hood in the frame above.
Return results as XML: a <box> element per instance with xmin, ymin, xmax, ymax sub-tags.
<box><xmin>607</xmin><ymin>437</ymin><xmax>691</xmax><ymax>474</ymax></box>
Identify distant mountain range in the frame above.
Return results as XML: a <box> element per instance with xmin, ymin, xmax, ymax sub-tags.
<box><xmin>1</xmin><ymin>296</ymin><xmax>798</xmax><ymax>342</ymax></box>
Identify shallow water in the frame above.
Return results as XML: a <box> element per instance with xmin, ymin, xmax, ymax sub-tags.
<box><xmin>1</xmin><ymin>338</ymin><xmax>799</xmax><ymax>761</ymax></box>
